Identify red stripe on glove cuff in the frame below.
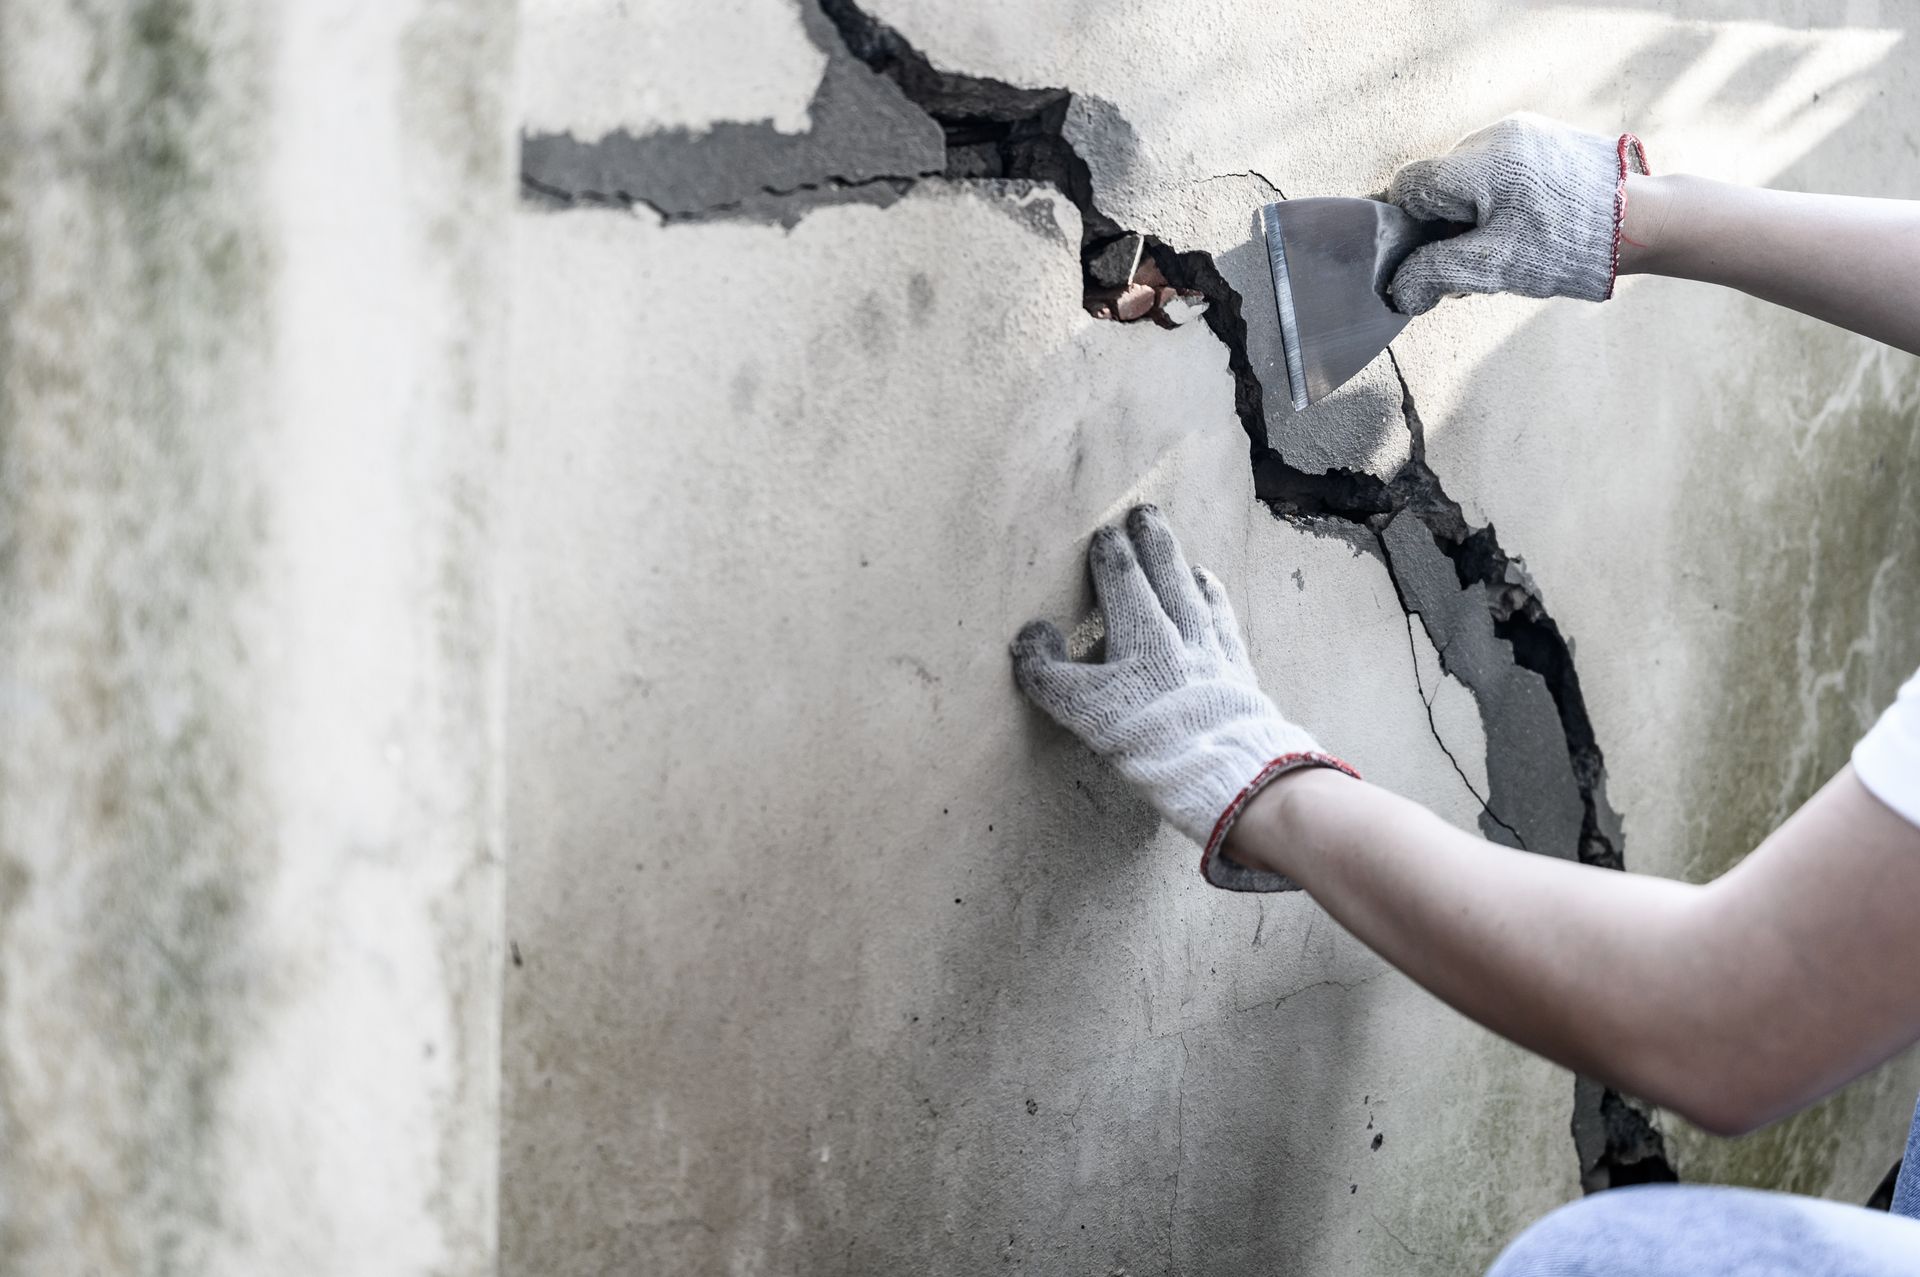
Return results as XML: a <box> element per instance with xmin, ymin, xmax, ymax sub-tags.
<box><xmin>1199</xmin><ymin>750</ymin><xmax>1361</xmax><ymax>888</ymax></box>
<box><xmin>1606</xmin><ymin>132</ymin><xmax>1651</xmax><ymax>300</ymax></box>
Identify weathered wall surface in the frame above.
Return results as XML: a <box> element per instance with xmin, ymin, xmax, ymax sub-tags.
<box><xmin>0</xmin><ymin>1</ymin><xmax>514</xmax><ymax>1271</ymax></box>
<box><xmin>500</xmin><ymin>2</ymin><xmax>1920</xmax><ymax>1274</ymax></box>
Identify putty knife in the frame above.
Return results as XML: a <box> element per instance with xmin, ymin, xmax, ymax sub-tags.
<box><xmin>1259</xmin><ymin>198</ymin><xmax>1455</xmax><ymax>411</ymax></box>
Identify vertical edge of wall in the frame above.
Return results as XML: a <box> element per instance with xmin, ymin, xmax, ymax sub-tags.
<box><xmin>0</xmin><ymin>0</ymin><xmax>516</xmax><ymax>1272</ymax></box>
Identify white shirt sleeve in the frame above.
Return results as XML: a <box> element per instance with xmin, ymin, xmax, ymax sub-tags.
<box><xmin>1853</xmin><ymin>668</ymin><xmax>1920</xmax><ymax>829</ymax></box>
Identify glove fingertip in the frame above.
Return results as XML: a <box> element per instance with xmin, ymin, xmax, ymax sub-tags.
<box><xmin>1088</xmin><ymin>523</ymin><xmax>1133</xmax><ymax>569</ymax></box>
<box><xmin>1389</xmin><ymin>242</ymin><xmax>1477</xmax><ymax>316</ymax></box>
<box><xmin>1395</xmin><ymin>190</ymin><xmax>1472</xmax><ymax>227</ymax></box>
<box><xmin>1386</xmin><ymin>271</ymin><xmax>1440</xmax><ymax>318</ymax></box>
<box><xmin>1126</xmin><ymin>506</ymin><xmax>1187</xmax><ymax>574</ymax></box>
<box><xmin>1124</xmin><ymin>503</ymin><xmax>1165</xmax><ymax>536</ymax></box>
<box><xmin>1011</xmin><ymin>619</ymin><xmax>1068</xmax><ymax>665</ymax></box>
<box><xmin>1385</xmin><ymin>157</ymin><xmax>1436</xmax><ymax>200</ymax></box>
<box><xmin>1387</xmin><ymin>155</ymin><xmax>1483</xmax><ymax>225</ymax></box>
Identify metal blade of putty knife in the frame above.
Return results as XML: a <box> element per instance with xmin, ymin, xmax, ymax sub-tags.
<box><xmin>1259</xmin><ymin>198</ymin><xmax>1453</xmax><ymax>412</ymax></box>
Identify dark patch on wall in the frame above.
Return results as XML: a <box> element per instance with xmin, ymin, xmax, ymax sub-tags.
<box><xmin>1572</xmin><ymin>1079</ymin><xmax>1680</xmax><ymax>1194</ymax></box>
<box><xmin>535</xmin><ymin>0</ymin><xmax>1676</xmax><ymax>1197</ymax></box>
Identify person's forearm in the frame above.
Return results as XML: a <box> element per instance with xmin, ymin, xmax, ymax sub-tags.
<box><xmin>1230</xmin><ymin>766</ymin><xmax>1920</xmax><ymax>1136</ymax></box>
<box><xmin>1619</xmin><ymin>173</ymin><xmax>1920</xmax><ymax>354</ymax></box>
<box><xmin>1227</xmin><ymin>769</ymin><xmax>1729</xmax><ymax>1125</ymax></box>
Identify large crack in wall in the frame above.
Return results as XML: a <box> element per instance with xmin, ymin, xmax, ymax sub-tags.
<box><xmin>523</xmin><ymin>0</ymin><xmax>1674</xmax><ymax>1198</ymax></box>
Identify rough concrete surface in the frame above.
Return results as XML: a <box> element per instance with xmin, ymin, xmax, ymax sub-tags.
<box><xmin>4</xmin><ymin>0</ymin><xmax>1917</xmax><ymax>1272</ymax></box>
<box><xmin>504</xmin><ymin>2</ymin><xmax>1920</xmax><ymax>1273</ymax></box>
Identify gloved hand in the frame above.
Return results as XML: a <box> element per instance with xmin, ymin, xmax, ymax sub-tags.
<box><xmin>1011</xmin><ymin>505</ymin><xmax>1357</xmax><ymax>892</ymax></box>
<box><xmin>1386</xmin><ymin>113</ymin><xmax>1649</xmax><ymax>317</ymax></box>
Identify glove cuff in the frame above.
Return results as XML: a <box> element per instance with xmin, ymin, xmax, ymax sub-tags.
<box><xmin>1198</xmin><ymin>751</ymin><xmax>1361</xmax><ymax>893</ymax></box>
<box><xmin>1604</xmin><ymin>132</ymin><xmax>1652</xmax><ymax>301</ymax></box>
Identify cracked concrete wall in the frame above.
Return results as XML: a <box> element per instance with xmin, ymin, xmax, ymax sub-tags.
<box><xmin>505</xmin><ymin>2</ymin><xmax>1920</xmax><ymax>1273</ymax></box>
<box><xmin>0</xmin><ymin>0</ymin><xmax>514</xmax><ymax>1271</ymax></box>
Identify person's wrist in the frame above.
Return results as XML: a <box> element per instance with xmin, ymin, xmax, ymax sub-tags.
<box><xmin>1617</xmin><ymin>172</ymin><xmax>1678</xmax><ymax>275</ymax></box>
<box><xmin>1221</xmin><ymin>763</ymin><xmax>1353</xmax><ymax>881</ymax></box>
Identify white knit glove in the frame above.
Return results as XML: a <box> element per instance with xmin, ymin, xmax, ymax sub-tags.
<box><xmin>1011</xmin><ymin>505</ymin><xmax>1357</xmax><ymax>892</ymax></box>
<box><xmin>1386</xmin><ymin>113</ymin><xmax>1649</xmax><ymax>316</ymax></box>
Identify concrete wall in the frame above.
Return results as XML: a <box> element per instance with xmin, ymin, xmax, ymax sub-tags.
<box><xmin>0</xmin><ymin>0</ymin><xmax>513</xmax><ymax>1271</ymax></box>
<box><xmin>4</xmin><ymin>1</ymin><xmax>1919</xmax><ymax>1273</ymax></box>
<box><xmin>504</xmin><ymin>2</ymin><xmax>1920</xmax><ymax>1274</ymax></box>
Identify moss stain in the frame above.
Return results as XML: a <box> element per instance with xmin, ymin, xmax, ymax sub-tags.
<box><xmin>0</xmin><ymin>0</ymin><xmax>275</xmax><ymax>1269</ymax></box>
<box><xmin>1668</xmin><ymin>325</ymin><xmax>1920</xmax><ymax>1197</ymax></box>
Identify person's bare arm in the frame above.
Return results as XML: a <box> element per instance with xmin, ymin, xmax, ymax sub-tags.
<box><xmin>1386</xmin><ymin>115</ymin><xmax>1920</xmax><ymax>354</ymax></box>
<box><xmin>1619</xmin><ymin>174</ymin><xmax>1920</xmax><ymax>355</ymax></box>
<box><xmin>1227</xmin><ymin>764</ymin><xmax>1920</xmax><ymax>1135</ymax></box>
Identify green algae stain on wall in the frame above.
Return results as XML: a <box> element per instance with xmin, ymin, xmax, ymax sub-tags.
<box><xmin>1663</xmin><ymin>1047</ymin><xmax>1920</xmax><ymax>1206</ymax></box>
<box><xmin>1671</xmin><ymin>335</ymin><xmax>1920</xmax><ymax>887</ymax></box>
<box><xmin>0</xmin><ymin>0</ymin><xmax>276</xmax><ymax>1269</ymax></box>
<box><xmin>1661</xmin><ymin>320</ymin><xmax>1920</xmax><ymax>1200</ymax></box>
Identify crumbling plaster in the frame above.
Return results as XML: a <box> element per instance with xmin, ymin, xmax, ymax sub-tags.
<box><xmin>501</xmin><ymin>0</ymin><xmax>1920</xmax><ymax>1272</ymax></box>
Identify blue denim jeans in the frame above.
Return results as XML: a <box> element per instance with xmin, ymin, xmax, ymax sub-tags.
<box><xmin>1894</xmin><ymin>1091</ymin><xmax>1920</xmax><ymax>1218</ymax></box>
<box><xmin>1488</xmin><ymin>1096</ymin><xmax>1920</xmax><ymax>1275</ymax></box>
